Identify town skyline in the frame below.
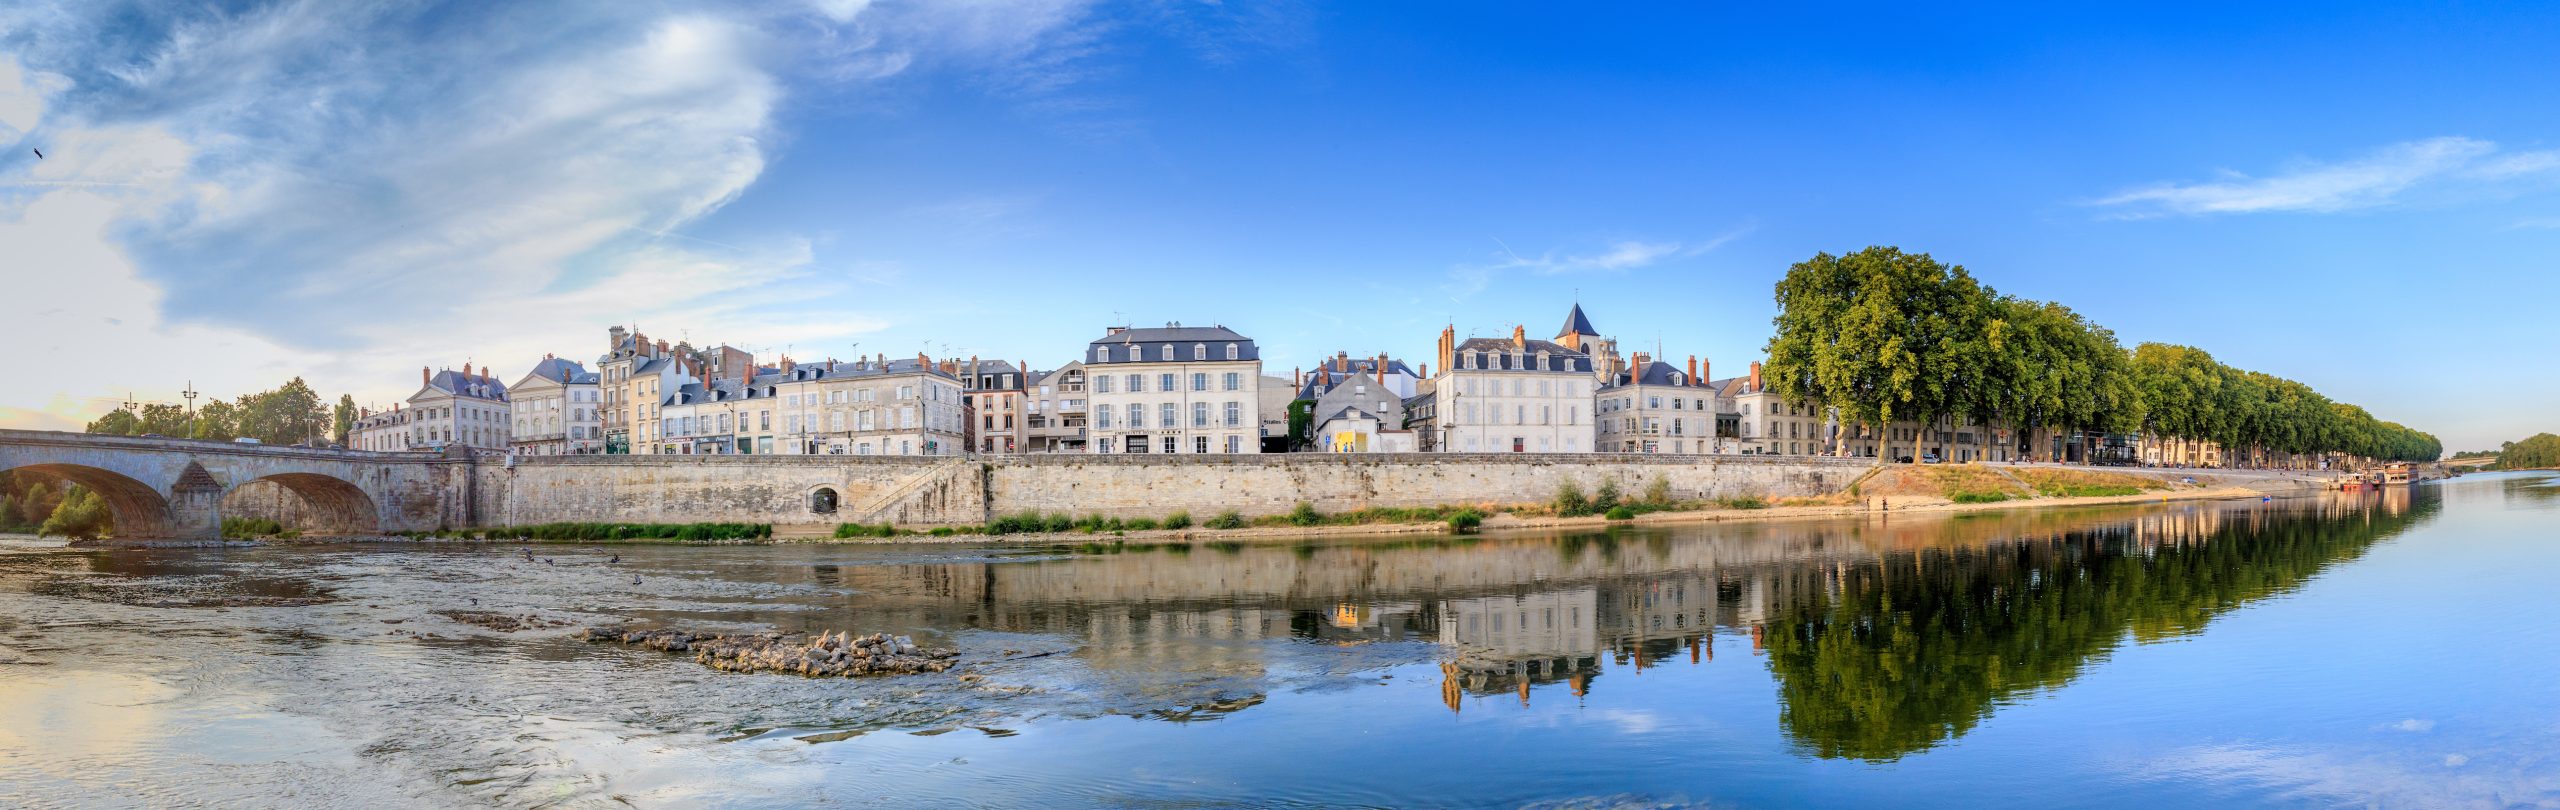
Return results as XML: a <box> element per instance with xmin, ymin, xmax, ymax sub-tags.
<box><xmin>5</xmin><ymin>2</ymin><xmax>2557</xmax><ymax>452</ymax></box>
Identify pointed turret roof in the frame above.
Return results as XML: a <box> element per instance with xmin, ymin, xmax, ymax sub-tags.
<box><xmin>1557</xmin><ymin>303</ymin><xmax>1598</xmax><ymax>340</ymax></box>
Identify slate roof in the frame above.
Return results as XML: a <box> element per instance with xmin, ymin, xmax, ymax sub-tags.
<box><xmin>1086</xmin><ymin>325</ymin><xmax>1259</xmax><ymax>364</ymax></box>
<box><xmin>1293</xmin><ymin>357</ymin><xmax>1419</xmax><ymax>400</ymax></box>
<box><xmin>422</xmin><ymin>369</ymin><xmax>508</xmax><ymax>402</ymax></box>
<box><xmin>1448</xmin><ymin>337</ymin><xmax>1594</xmax><ymax>373</ymax></box>
<box><xmin>1558</xmin><ymin>304</ymin><xmax>1599</xmax><ymax>340</ymax></box>
<box><xmin>1601</xmin><ymin>360</ymin><xmax>1706</xmax><ymax>391</ymax></box>
<box><xmin>521</xmin><ymin>357</ymin><xmax>591</xmax><ymax>385</ymax></box>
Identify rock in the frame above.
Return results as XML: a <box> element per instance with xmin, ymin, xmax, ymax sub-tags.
<box><xmin>578</xmin><ymin>625</ymin><xmax>956</xmax><ymax>678</ymax></box>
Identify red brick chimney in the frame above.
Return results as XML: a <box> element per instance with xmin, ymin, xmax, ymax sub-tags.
<box><xmin>1511</xmin><ymin>325</ymin><xmax>1526</xmax><ymax>350</ymax></box>
<box><xmin>422</xmin><ymin>366</ymin><xmax>430</xmax><ymax>387</ymax></box>
<box><xmin>1749</xmin><ymin>361</ymin><xmax>1762</xmax><ymax>393</ymax></box>
<box><xmin>1699</xmin><ymin>357</ymin><xmax>1710</xmax><ymax>387</ymax></box>
<box><xmin>1419</xmin><ymin>363</ymin><xmax>1429</xmax><ymax>379</ymax></box>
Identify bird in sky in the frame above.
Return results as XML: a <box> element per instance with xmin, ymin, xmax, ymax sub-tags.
<box><xmin>29</xmin><ymin>148</ymin><xmax>41</xmax><ymax>159</ymax></box>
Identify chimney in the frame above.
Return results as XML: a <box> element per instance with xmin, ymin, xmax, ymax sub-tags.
<box><xmin>656</xmin><ymin>339</ymin><xmax>669</xmax><ymax>356</ymax></box>
<box><xmin>422</xmin><ymin>366</ymin><xmax>430</xmax><ymax>386</ymax></box>
<box><xmin>1511</xmin><ymin>325</ymin><xmax>1526</xmax><ymax>350</ymax></box>
<box><xmin>1376</xmin><ymin>359</ymin><xmax>1387</xmax><ymax>386</ymax></box>
<box><xmin>1420</xmin><ymin>363</ymin><xmax>1429</xmax><ymax>379</ymax></box>
<box><xmin>1632</xmin><ymin>352</ymin><xmax>1650</xmax><ymax>371</ymax></box>
<box><xmin>1749</xmin><ymin>361</ymin><xmax>1762</xmax><ymax>393</ymax></box>
<box><xmin>1687</xmin><ymin>356</ymin><xmax>1699</xmax><ymax>384</ymax></box>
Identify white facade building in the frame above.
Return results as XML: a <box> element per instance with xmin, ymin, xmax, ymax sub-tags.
<box><xmin>1082</xmin><ymin>324</ymin><xmax>1264</xmax><ymax>455</ymax></box>
<box><xmin>508</xmin><ymin>356</ymin><xmax>602</xmax><ymax>456</ymax></box>
<box><xmin>1425</xmin><ymin>320</ymin><xmax>1596</xmax><ymax>454</ymax></box>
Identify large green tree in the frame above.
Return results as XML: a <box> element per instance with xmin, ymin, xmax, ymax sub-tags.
<box><xmin>332</xmin><ymin>394</ymin><xmax>358</xmax><ymax>446</ymax></box>
<box><xmin>1766</xmin><ymin>247</ymin><xmax>1989</xmax><ymax>463</ymax></box>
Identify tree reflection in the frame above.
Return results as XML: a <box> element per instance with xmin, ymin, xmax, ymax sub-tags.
<box><xmin>1763</xmin><ymin>494</ymin><xmax>2439</xmax><ymax>761</ymax></box>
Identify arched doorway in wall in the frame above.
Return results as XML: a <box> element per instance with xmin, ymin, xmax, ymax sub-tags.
<box><xmin>809</xmin><ymin>487</ymin><xmax>840</xmax><ymax>516</ymax></box>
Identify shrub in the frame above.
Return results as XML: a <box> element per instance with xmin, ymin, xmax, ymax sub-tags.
<box><xmin>1594</xmin><ymin>479</ymin><xmax>1623</xmax><ymax>511</ymax></box>
<box><xmin>1163</xmin><ymin>511</ymin><xmax>1193</xmax><ymax>530</ymax></box>
<box><xmin>1555</xmin><ymin>480</ymin><xmax>1590</xmax><ymax>517</ymax></box>
<box><xmin>1950</xmin><ymin>491</ymin><xmax>2013</xmax><ymax>504</ymax></box>
<box><xmin>221</xmin><ymin>517</ymin><xmax>287</xmax><ymax>539</ymax></box>
<box><xmin>1289</xmin><ymin>502</ymin><xmax>1322</xmax><ymax>526</ymax></box>
<box><xmin>1716</xmin><ymin>495</ymin><xmax>1769</xmax><ymax>510</ymax></box>
<box><xmin>1447</xmin><ymin>508</ymin><xmax>1485</xmax><ymax>533</ymax></box>
<box><xmin>929</xmin><ymin>527</ymin><xmax>956</xmax><ymax>537</ymax></box>
<box><xmin>1046</xmin><ymin>513</ymin><xmax>1076</xmax><ymax>533</ymax></box>
<box><xmin>1604</xmin><ymin>505</ymin><xmax>1637</xmax><ymax>521</ymax></box>
<box><xmin>1124</xmin><ymin>517</ymin><xmax>1160</xmax><ymax>531</ymax></box>
<box><xmin>1205</xmin><ymin>510</ymin><xmax>1245</xmax><ymax>530</ymax></box>
<box><xmin>1644</xmin><ymin>476</ymin><xmax>1672</xmax><ymax>505</ymax></box>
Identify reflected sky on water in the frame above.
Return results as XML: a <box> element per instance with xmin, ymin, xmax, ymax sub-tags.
<box><xmin>2</xmin><ymin>473</ymin><xmax>2556</xmax><ymax>808</ymax></box>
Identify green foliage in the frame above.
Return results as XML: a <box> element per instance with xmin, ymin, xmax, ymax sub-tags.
<box><xmin>929</xmin><ymin>527</ymin><xmax>956</xmax><ymax>537</ymax></box>
<box><xmin>332</xmin><ymin>394</ymin><xmax>358</xmax><ymax>446</ymax></box>
<box><xmin>1604</xmin><ymin>505</ymin><xmax>1637</xmax><ymax>521</ymax></box>
<box><xmin>1644</xmin><ymin>476</ymin><xmax>1672</xmax><ymax>505</ymax></box>
<box><xmin>1767</xmin><ymin>247</ymin><xmax>1988</xmax><ymax>460</ymax></box>
<box><xmin>38</xmin><ymin>485</ymin><xmax>112</xmax><ymax>540</ymax></box>
<box><xmin>1123</xmin><ymin>517</ymin><xmax>1160</xmax><ymax>531</ymax></box>
<box><xmin>2033</xmin><ymin>484</ymin><xmax>2143</xmax><ymax>498</ymax></box>
<box><xmin>1948</xmin><ymin>491</ymin><xmax>2013</xmax><ymax>504</ymax></box>
<box><xmin>1286</xmin><ymin>399</ymin><xmax>1318</xmax><ymax>450</ymax></box>
<box><xmin>1446</xmin><ymin>509</ymin><xmax>1485</xmax><ymax>532</ymax></box>
<box><xmin>1163</xmin><ymin>511</ymin><xmax>1193</xmax><ymax>530</ymax></box>
<box><xmin>85</xmin><ymin>378</ymin><xmax>345</xmax><ymax>445</ymax></box>
<box><xmin>222</xmin><ymin>517</ymin><xmax>287</xmax><ymax>538</ymax></box>
<box><xmin>1289</xmin><ymin>502</ymin><xmax>1322</xmax><ymax>526</ymax></box>
<box><xmin>2494</xmin><ymin>433</ymin><xmax>2560</xmax><ymax>470</ymax></box>
<box><xmin>985</xmin><ymin>511</ymin><xmax>1051</xmax><ymax>535</ymax></box>
<box><xmin>833</xmin><ymin>522</ymin><xmax>900</xmax><ymax>538</ymax></box>
<box><xmin>1593</xmin><ymin>478</ymin><xmax>1623</xmax><ymax>511</ymax></box>
<box><xmin>484</xmin><ymin>522</ymin><xmax>772</xmax><ymax>542</ymax></box>
<box><xmin>1205</xmin><ymin>510</ymin><xmax>1245</xmax><ymax>530</ymax></box>
<box><xmin>1554</xmin><ymin>479</ymin><xmax>1591</xmax><ymax>516</ymax></box>
<box><xmin>1717</xmin><ymin>495</ymin><xmax>1770</xmax><ymax>510</ymax></box>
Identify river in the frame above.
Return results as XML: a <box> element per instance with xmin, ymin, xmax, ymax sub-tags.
<box><xmin>1</xmin><ymin>472</ymin><xmax>2554</xmax><ymax>808</ymax></box>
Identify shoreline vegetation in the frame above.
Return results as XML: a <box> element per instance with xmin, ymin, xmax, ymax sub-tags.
<box><xmin>63</xmin><ymin>464</ymin><xmax>2342</xmax><ymax>549</ymax></box>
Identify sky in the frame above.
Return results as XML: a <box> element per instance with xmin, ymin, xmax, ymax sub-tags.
<box><xmin>1</xmin><ymin>1</ymin><xmax>2554</xmax><ymax>452</ymax></box>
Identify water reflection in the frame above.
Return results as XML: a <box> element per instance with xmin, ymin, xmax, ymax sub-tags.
<box><xmin>0</xmin><ymin>485</ymin><xmax>2470</xmax><ymax>806</ymax></box>
<box><xmin>739</xmin><ymin>490</ymin><xmax>2441</xmax><ymax>757</ymax></box>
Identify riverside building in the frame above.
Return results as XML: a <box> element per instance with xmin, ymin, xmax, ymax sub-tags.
<box><xmin>1082</xmin><ymin>324</ymin><xmax>1264</xmax><ymax>455</ymax></box>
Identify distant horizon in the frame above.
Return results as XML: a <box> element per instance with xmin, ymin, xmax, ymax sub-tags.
<box><xmin>4</xmin><ymin>2</ymin><xmax>2554</xmax><ymax>451</ymax></box>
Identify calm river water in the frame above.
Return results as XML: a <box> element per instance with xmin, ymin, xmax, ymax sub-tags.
<box><xmin>2</xmin><ymin>472</ymin><xmax>2555</xmax><ymax>808</ymax></box>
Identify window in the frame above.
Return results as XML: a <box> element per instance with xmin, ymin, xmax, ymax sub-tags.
<box><xmin>1097</xmin><ymin>438</ymin><xmax>1114</xmax><ymax>453</ymax></box>
<box><xmin>1162</xmin><ymin>436</ymin><xmax>1178</xmax><ymax>454</ymax></box>
<box><xmin>1223</xmin><ymin>372</ymin><xmax>1240</xmax><ymax>391</ymax></box>
<box><xmin>1160</xmin><ymin>344</ymin><xmax>1173</xmax><ymax>361</ymax></box>
<box><xmin>1193</xmin><ymin>402</ymin><xmax>1209</xmax><ymax>427</ymax></box>
<box><xmin>1094</xmin><ymin>347</ymin><xmax>1106</xmax><ymax>362</ymax></box>
<box><xmin>1194</xmin><ymin>436</ymin><xmax>1209</xmax><ymax>454</ymax></box>
<box><xmin>1224</xmin><ymin>402</ymin><xmax>1240</xmax><ymax>426</ymax></box>
<box><xmin>1225</xmin><ymin>343</ymin><xmax>1239</xmax><ymax>360</ymax></box>
<box><xmin>1225</xmin><ymin>435</ymin><xmax>1241</xmax><ymax>453</ymax></box>
<box><xmin>1159</xmin><ymin>373</ymin><xmax>1175</xmax><ymax>392</ymax></box>
<box><xmin>1160</xmin><ymin>403</ymin><xmax>1176</xmax><ymax>428</ymax></box>
<box><xmin>1095</xmin><ymin>376</ymin><xmax>1113</xmax><ymax>394</ymax></box>
<box><xmin>1191</xmin><ymin>373</ymin><xmax>1207</xmax><ymax>391</ymax></box>
<box><xmin>760</xmin><ymin>411</ymin><xmax>770</xmax><ymax>430</ymax></box>
<box><xmin>1128</xmin><ymin>374</ymin><xmax>1144</xmax><ymax>392</ymax></box>
<box><xmin>1193</xmin><ymin>343</ymin><xmax>1206</xmax><ymax>360</ymax></box>
<box><xmin>1127</xmin><ymin>404</ymin><xmax>1144</xmax><ymax>428</ymax></box>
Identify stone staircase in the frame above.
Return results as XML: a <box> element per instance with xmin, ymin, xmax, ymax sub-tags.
<box><xmin>845</xmin><ymin>459</ymin><xmax>972</xmax><ymax>525</ymax></box>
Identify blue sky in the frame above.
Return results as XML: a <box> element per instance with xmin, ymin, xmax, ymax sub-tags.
<box><xmin>1</xmin><ymin>1</ymin><xmax>2553</xmax><ymax>451</ymax></box>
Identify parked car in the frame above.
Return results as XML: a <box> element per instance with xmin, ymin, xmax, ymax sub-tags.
<box><xmin>1921</xmin><ymin>452</ymin><xmax>1941</xmax><ymax>464</ymax></box>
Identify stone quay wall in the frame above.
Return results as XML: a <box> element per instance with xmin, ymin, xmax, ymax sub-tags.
<box><xmin>480</xmin><ymin>454</ymin><xmax>1870</xmax><ymax>529</ymax></box>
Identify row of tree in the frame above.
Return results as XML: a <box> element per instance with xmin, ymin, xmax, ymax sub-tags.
<box><xmin>2489</xmin><ymin>433</ymin><xmax>2560</xmax><ymax>470</ymax></box>
<box><xmin>1764</xmin><ymin>247</ymin><xmax>2440</xmax><ymax>465</ymax></box>
<box><xmin>83</xmin><ymin>378</ymin><xmax>361</xmax><ymax>447</ymax></box>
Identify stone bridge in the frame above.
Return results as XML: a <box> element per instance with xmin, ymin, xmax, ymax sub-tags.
<box><xmin>2</xmin><ymin>429</ymin><xmax>1875</xmax><ymax>539</ymax></box>
<box><xmin>0</xmin><ymin>430</ymin><xmax>475</xmax><ymax>539</ymax></box>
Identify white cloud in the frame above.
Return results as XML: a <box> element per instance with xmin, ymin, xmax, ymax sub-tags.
<box><xmin>2142</xmin><ymin>742</ymin><xmax>2554</xmax><ymax>809</ymax></box>
<box><xmin>0</xmin><ymin>1</ymin><xmax>1090</xmax><ymax>428</ymax></box>
<box><xmin>2092</xmin><ymin>136</ymin><xmax>2560</xmax><ymax>217</ymax></box>
<box><xmin>1443</xmin><ymin>224</ymin><xmax>1753</xmax><ymax>300</ymax></box>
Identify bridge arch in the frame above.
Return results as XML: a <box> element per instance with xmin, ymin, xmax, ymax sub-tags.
<box><xmin>224</xmin><ymin>472</ymin><xmax>382</xmax><ymax>535</ymax></box>
<box><xmin>2</xmin><ymin>462</ymin><xmax>173</xmax><ymax>538</ymax></box>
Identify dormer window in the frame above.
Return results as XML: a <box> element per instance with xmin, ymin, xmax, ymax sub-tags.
<box><xmin>1093</xmin><ymin>347</ymin><xmax>1105</xmax><ymax>363</ymax></box>
<box><xmin>1225</xmin><ymin>343</ymin><xmax>1239</xmax><ymax>360</ymax></box>
<box><xmin>1193</xmin><ymin>343</ymin><xmax>1207</xmax><ymax>360</ymax></box>
<box><xmin>1160</xmin><ymin>344</ymin><xmax>1174</xmax><ymax>361</ymax></box>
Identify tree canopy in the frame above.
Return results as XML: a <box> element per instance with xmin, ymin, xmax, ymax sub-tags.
<box><xmin>1769</xmin><ymin>245</ymin><xmax>2439</xmax><ymax>464</ymax></box>
<box><xmin>2493</xmin><ymin>433</ymin><xmax>2560</xmax><ymax>470</ymax></box>
<box><xmin>83</xmin><ymin>377</ymin><xmax>341</xmax><ymax>446</ymax></box>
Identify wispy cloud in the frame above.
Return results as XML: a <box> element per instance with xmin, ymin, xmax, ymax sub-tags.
<box><xmin>0</xmin><ymin>1</ymin><xmax>1104</xmax><ymax>425</ymax></box>
<box><xmin>2091</xmin><ymin>136</ymin><xmax>2560</xmax><ymax>218</ymax></box>
<box><xmin>1444</xmin><ymin>223</ymin><xmax>1754</xmax><ymax>300</ymax></box>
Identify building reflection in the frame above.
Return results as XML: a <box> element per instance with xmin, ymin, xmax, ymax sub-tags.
<box><xmin>767</xmin><ymin>490</ymin><xmax>2435</xmax><ymax>753</ymax></box>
